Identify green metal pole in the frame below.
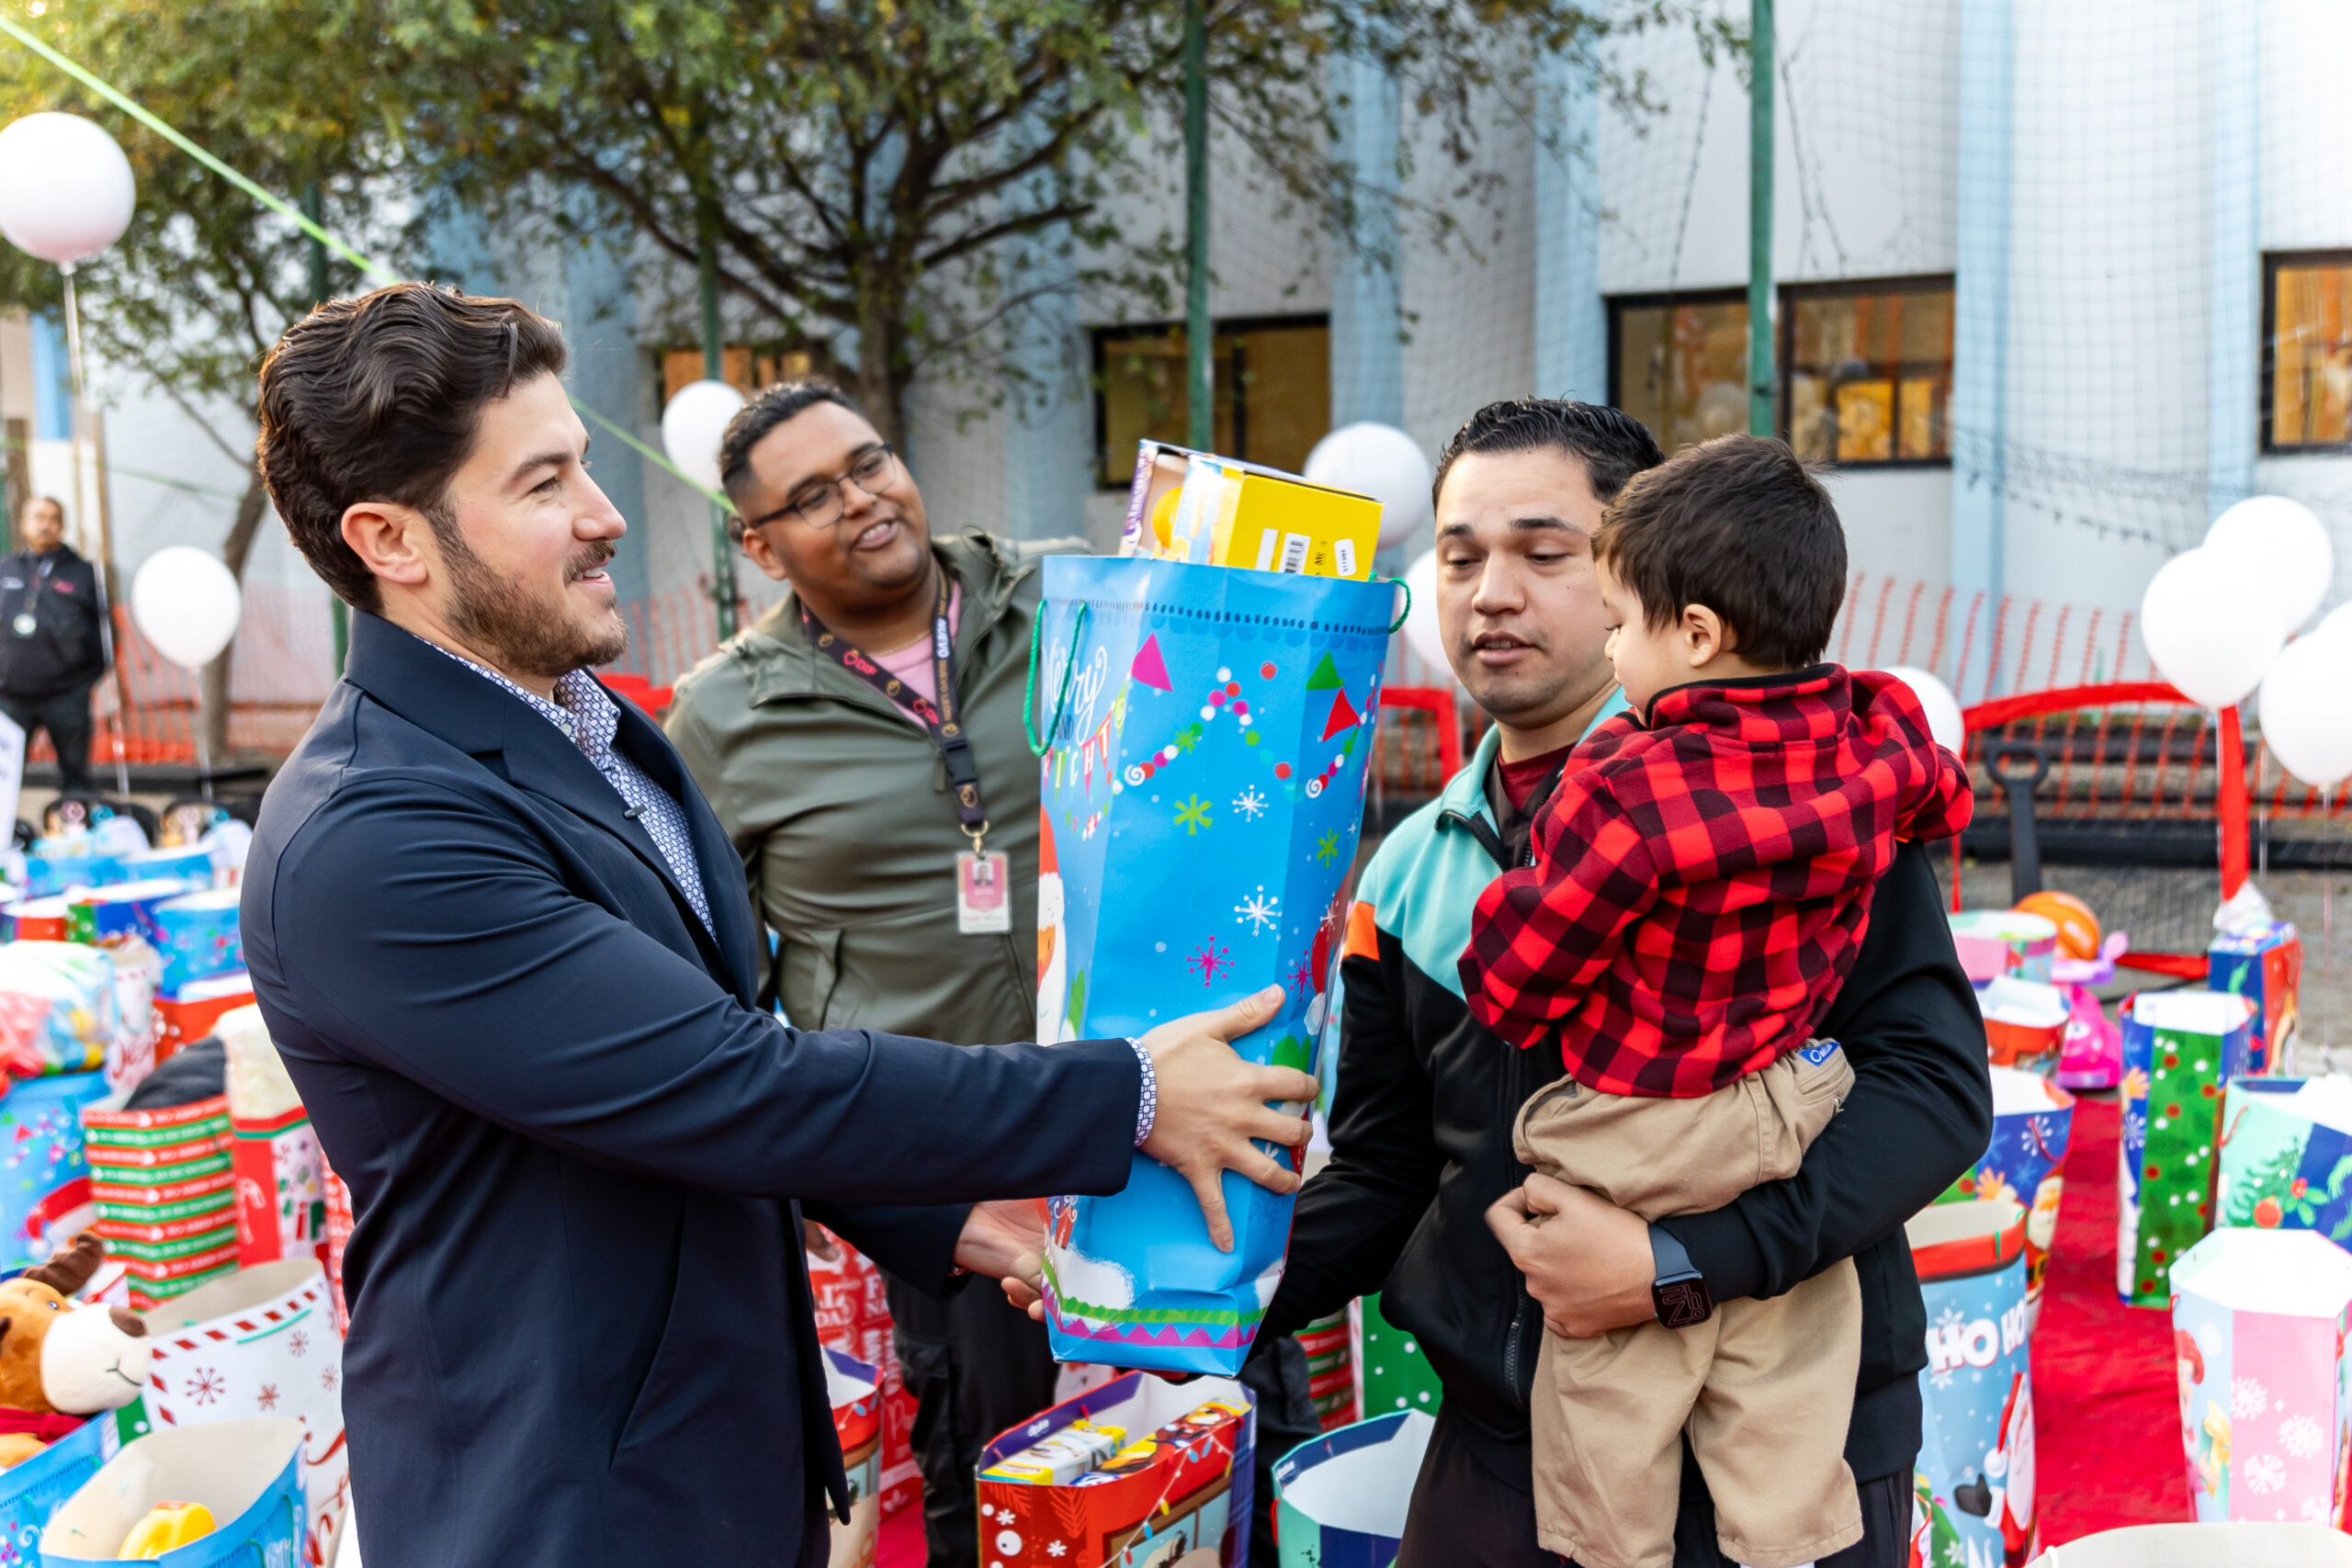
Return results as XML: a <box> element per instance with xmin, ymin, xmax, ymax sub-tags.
<box><xmin>1747</xmin><ymin>0</ymin><xmax>1776</xmax><ymax>438</ymax></box>
<box><xmin>1183</xmin><ymin>0</ymin><xmax>1212</xmax><ymax>451</ymax></box>
<box><xmin>698</xmin><ymin>209</ymin><xmax>737</xmax><ymax>642</ymax></box>
<box><xmin>306</xmin><ymin>182</ymin><xmax>350</xmax><ymax>675</ymax></box>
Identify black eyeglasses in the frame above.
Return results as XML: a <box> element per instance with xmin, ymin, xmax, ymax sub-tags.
<box><xmin>742</xmin><ymin>445</ymin><xmax>902</xmax><ymax>532</ymax></box>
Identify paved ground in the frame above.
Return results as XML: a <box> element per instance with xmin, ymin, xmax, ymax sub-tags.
<box><xmin>1947</xmin><ymin>857</ymin><xmax>2352</xmax><ymax>1070</ymax></box>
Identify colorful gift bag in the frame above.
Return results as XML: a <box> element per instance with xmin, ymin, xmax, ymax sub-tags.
<box><xmin>2120</xmin><ymin>991</ymin><xmax>2259</xmax><ymax>1306</ymax></box>
<box><xmin>0</xmin><ymin>1070</ymin><xmax>108</xmax><ymax>1272</ymax></box>
<box><xmin>2211</xmin><ymin>922</ymin><xmax>2303</xmax><ymax>1077</ymax></box>
<box><xmin>40</xmin><ymin>1417</ymin><xmax>305</xmax><ymax>1567</ymax></box>
<box><xmin>805</xmin><ymin>1229</ymin><xmax>917</xmax><ymax>1517</ymax></box>
<box><xmin>0</xmin><ymin>1414</ymin><xmax>115</xmax><ymax>1561</ymax></box>
<box><xmin>1937</xmin><ymin>1066</ymin><xmax>2075</xmax><ymax>1325</ymax></box>
<box><xmin>82</xmin><ymin>1099</ymin><xmax>238</xmax><ymax>1311</ymax></box>
<box><xmin>150</xmin><ymin>892</ymin><xmax>243</xmax><ymax>996</ymax></box>
<box><xmin>136</xmin><ymin>1261</ymin><xmax>348</xmax><ymax>1564</ymax></box>
<box><xmin>1356</xmin><ymin>1292</ymin><xmax>1441</xmax><ymax>1420</ymax></box>
<box><xmin>152</xmin><ymin>976</ymin><xmax>253</xmax><ymax>1066</ymax></box>
<box><xmin>2169</xmin><ymin>1226</ymin><xmax>2352</xmax><ymax>1527</ymax></box>
<box><xmin>2218</xmin><ymin>1077</ymin><xmax>2352</xmax><ymax>1241</ymax></box>
<box><xmin>1949</xmin><ymin>910</ymin><xmax>2059</xmax><ymax>983</ymax></box>
<box><xmin>2030</xmin><ymin>1521</ymin><xmax>2352</xmax><ymax>1563</ymax></box>
<box><xmin>825</xmin><ymin>1348</ymin><xmax>881</xmax><ymax>1568</ymax></box>
<box><xmin>0</xmin><ymin>944</ymin><xmax>118</xmax><ymax>1077</ymax></box>
<box><xmin>1907</xmin><ymin>1198</ymin><xmax>2038</xmax><ymax>1568</ymax></box>
<box><xmin>1033</xmin><ymin>556</ymin><xmax>1393</xmax><ymax>1373</ymax></box>
<box><xmin>1272</xmin><ymin>1408</ymin><xmax>1435</xmax><ymax>1568</ymax></box>
<box><xmin>1977</xmin><ymin>976</ymin><xmax>2069</xmax><ymax>1076</ymax></box>
<box><xmin>974</xmin><ymin>1370</ymin><xmax>1254</xmax><ymax>1568</ymax></box>
<box><xmin>219</xmin><ymin>1009</ymin><xmax>326</xmax><ymax>1271</ymax></box>
<box><xmin>1295</xmin><ymin>1310</ymin><xmax>1357</xmax><ymax>1432</ymax></box>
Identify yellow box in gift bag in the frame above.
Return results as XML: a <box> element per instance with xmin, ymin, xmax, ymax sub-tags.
<box><xmin>1120</xmin><ymin>442</ymin><xmax>1379</xmax><ymax>581</ymax></box>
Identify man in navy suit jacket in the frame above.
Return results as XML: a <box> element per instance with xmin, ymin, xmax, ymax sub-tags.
<box><xmin>240</xmin><ymin>284</ymin><xmax>1313</xmax><ymax>1568</ymax></box>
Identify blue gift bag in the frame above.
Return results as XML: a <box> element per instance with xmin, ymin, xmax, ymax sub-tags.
<box><xmin>0</xmin><ymin>1418</ymin><xmax>114</xmax><ymax>1562</ymax></box>
<box><xmin>41</xmin><ymin>1418</ymin><xmax>305</xmax><ymax>1567</ymax></box>
<box><xmin>1031</xmin><ymin>556</ymin><xmax>1396</xmax><ymax>1373</ymax></box>
<box><xmin>1272</xmin><ymin>1410</ymin><xmax>1434</xmax><ymax>1568</ymax></box>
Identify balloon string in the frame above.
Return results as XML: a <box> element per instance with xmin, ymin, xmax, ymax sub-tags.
<box><xmin>0</xmin><ymin>14</ymin><xmax>731</xmax><ymax>509</ymax></box>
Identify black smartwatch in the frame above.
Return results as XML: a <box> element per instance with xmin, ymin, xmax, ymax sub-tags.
<box><xmin>1649</xmin><ymin>1224</ymin><xmax>1713</xmax><ymax>1328</ymax></box>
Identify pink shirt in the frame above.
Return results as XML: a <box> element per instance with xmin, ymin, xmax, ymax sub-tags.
<box><xmin>870</xmin><ymin>581</ymin><xmax>960</xmax><ymax>724</ymax></box>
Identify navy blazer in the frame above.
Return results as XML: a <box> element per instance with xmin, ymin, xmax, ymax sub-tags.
<box><xmin>242</xmin><ymin>611</ymin><xmax>1142</xmax><ymax>1568</ymax></box>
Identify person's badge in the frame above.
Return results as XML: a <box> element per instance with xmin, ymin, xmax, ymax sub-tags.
<box><xmin>10</xmin><ymin>613</ymin><xmax>34</xmax><ymax>637</ymax></box>
<box><xmin>955</xmin><ymin>850</ymin><xmax>1011</xmax><ymax>934</ymax></box>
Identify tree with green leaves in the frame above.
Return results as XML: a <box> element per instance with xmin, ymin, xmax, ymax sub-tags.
<box><xmin>0</xmin><ymin>0</ymin><xmax>404</xmax><ymax>760</ymax></box>
<box><xmin>386</xmin><ymin>0</ymin><xmax>1706</xmax><ymax>444</ymax></box>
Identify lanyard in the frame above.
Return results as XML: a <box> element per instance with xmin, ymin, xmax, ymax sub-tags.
<box><xmin>801</xmin><ymin>567</ymin><xmax>990</xmax><ymax>852</ymax></box>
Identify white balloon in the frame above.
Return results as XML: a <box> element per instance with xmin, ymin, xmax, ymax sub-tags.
<box><xmin>0</xmin><ymin>113</ymin><xmax>134</xmax><ymax>265</ymax></box>
<box><xmin>660</xmin><ymin>379</ymin><xmax>746</xmax><ymax>495</ymax></box>
<box><xmin>2260</xmin><ymin>632</ymin><xmax>2352</xmax><ymax>787</ymax></box>
<box><xmin>2313</xmin><ymin>601</ymin><xmax>2352</xmax><ymax>648</ymax></box>
<box><xmin>1305</xmin><ymin>423</ymin><xmax>1434</xmax><ymax>551</ymax></box>
<box><xmin>1399</xmin><ymin>548</ymin><xmax>1452</xmax><ymax>682</ymax></box>
<box><xmin>2139</xmin><ymin>546</ymin><xmax>2284</xmax><ymax>709</ymax></box>
<box><xmin>1876</xmin><ymin>665</ymin><xmax>1966</xmax><ymax>754</ymax></box>
<box><xmin>2205</xmin><ymin>494</ymin><xmax>2335</xmax><ymax>634</ymax></box>
<box><xmin>130</xmin><ymin>547</ymin><xmax>242</xmax><ymax>671</ymax></box>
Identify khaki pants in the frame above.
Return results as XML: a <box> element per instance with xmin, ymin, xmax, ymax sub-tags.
<box><xmin>1511</xmin><ymin>1043</ymin><xmax>1862</xmax><ymax>1568</ymax></box>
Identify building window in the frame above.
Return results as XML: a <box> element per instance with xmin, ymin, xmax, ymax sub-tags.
<box><xmin>661</xmin><ymin>346</ymin><xmax>815</xmax><ymax>404</ymax></box>
<box><xmin>1093</xmin><ymin>317</ymin><xmax>1329</xmax><ymax>486</ymax></box>
<box><xmin>1609</xmin><ymin>290</ymin><xmax>1750</xmax><ymax>455</ymax></box>
<box><xmin>2266</xmin><ymin>251</ymin><xmax>2352</xmax><ymax>451</ymax></box>
<box><xmin>1781</xmin><ymin>276</ymin><xmax>1955</xmax><ymax>465</ymax></box>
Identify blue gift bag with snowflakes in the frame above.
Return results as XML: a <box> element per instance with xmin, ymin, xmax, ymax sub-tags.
<box><xmin>1029</xmin><ymin>555</ymin><xmax>1395</xmax><ymax>1374</ymax></box>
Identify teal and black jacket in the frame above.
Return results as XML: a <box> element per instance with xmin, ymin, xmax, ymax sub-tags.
<box><xmin>1260</xmin><ymin>718</ymin><xmax>1994</xmax><ymax>1490</ymax></box>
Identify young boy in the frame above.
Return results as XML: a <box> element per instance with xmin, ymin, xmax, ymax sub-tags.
<box><xmin>1459</xmin><ymin>434</ymin><xmax>1972</xmax><ymax>1568</ymax></box>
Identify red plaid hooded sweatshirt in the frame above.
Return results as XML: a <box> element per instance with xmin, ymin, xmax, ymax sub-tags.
<box><xmin>1461</xmin><ymin>666</ymin><xmax>1973</xmax><ymax>1098</ymax></box>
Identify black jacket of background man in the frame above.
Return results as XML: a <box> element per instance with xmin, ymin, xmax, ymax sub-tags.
<box><xmin>1258</xmin><ymin>740</ymin><xmax>1994</xmax><ymax>1495</ymax></box>
<box><xmin>241</xmin><ymin>612</ymin><xmax>1148</xmax><ymax>1568</ymax></box>
<box><xmin>0</xmin><ymin>544</ymin><xmax>107</xmax><ymax>697</ymax></box>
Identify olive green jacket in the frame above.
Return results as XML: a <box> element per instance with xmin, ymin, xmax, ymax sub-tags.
<box><xmin>666</xmin><ymin>529</ymin><xmax>1086</xmax><ymax>1046</ymax></box>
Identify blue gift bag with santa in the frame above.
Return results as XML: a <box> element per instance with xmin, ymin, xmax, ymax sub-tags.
<box><xmin>1029</xmin><ymin>555</ymin><xmax>1396</xmax><ymax>1374</ymax></box>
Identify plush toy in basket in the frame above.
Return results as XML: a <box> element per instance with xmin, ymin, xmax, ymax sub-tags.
<box><xmin>0</xmin><ymin>1235</ymin><xmax>151</xmax><ymax>1471</ymax></box>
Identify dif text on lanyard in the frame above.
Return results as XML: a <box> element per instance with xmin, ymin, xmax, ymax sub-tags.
<box><xmin>800</xmin><ymin>566</ymin><xmax>1011</xmax><ymax>933</ymax></box>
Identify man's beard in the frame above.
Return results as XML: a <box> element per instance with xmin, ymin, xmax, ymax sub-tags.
<box><xmin>429</xmin><ymin>508</ymin><xmax>628</xmax><ymax>680</ymax></box>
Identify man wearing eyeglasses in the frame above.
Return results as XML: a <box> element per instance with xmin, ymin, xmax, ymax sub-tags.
<box><xmin>665</xmin><ymin>381</ymin><xmax>1091</xmax><ymax>1568</ymax></box>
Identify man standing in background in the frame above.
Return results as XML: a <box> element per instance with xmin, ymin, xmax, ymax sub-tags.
<box><xmin>669</xmin><ymin>380</ymin><xmax>1320</xmax><ymax>1564</ymax></box>
<box><xmin>0</xmin><ymin>495</ymin><xmax>106</xmax><ymax>793</ymax></box>
<box><xmin>665</xmin><ymin>381</ymin><xmax>1089</xmax><ymax>1568</ymax></box>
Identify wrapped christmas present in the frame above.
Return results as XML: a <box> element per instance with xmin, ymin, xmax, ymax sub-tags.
<box><xmin>149</xmin><ymin>892</ymin><xmax>243</xmax><ymax>995</ymax></box>
<box><xmin>2210</xmin><ymin>921</ymin><xmax>2302</xmax><ymax>1077</ymax></box>
<box><xmin>1908</xmin><ymin>1198</ymin><xmax>2039</xmax><ymax>1568</ymax></box>
<box><xmin>2169</xmin><ymin>1226</ymin><xmax>2352</xmax><ymax>1527</ymax></box>
<box><xmin>1272</xmin><ymin>1409</ymin><xmax>1436</xmax><ymax>1568</ymax></box>
<box><xmin>1979</xmin><ymin>976</ymin><xmax>2068</xmax><ymax>1076</ymax></box>
<box><xmin>1035</xmin><ymin>555</ymin><xmax>1389</xmax><ymax>1373</ymax></box>
<box><xmin>2217</xmin><ymin>1076</ymin><xmax>2352</xmax><ymax>1238</ymax></box>
<box><xmin>2119</xmin><ymin>990</ymin><xmax>2258</xmax><ymax>1305</ymax></box>
<box><xmin>39</xmin><ymin>1417</ymin><xmax>303</xmax><ymax>1566</ymax></box>
<box><xmin>975</xmin><ymin>1371</ymin><xmax>1253</xmax><ymax>1568</ymax></box>
<box><xmin>1938</xmin><ymin>1066</ymin><xmax>2075</xmax><ymax>1325</ymax></box>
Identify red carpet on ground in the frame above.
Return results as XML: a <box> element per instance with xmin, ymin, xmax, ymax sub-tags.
<box><xmin>876</xmin><ymin>1092</ymin><xmax>2188</xmax><ymax>1564</ymax></box>
<box><xmin>2034</xmin><ymin>1093</ymin><xmax>2189</xmax><ymax>1543</ymax></box>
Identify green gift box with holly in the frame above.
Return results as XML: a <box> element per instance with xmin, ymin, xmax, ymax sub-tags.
<box><xmin>2217</xmin><ymin>1077</ymin><xmax>2352</xmax><ymax>1243</ymax></box>
<box><xmin>2117</xmin><ymin>991</ymin><xmax>2257</xmax><ymax>1307</ymax></box>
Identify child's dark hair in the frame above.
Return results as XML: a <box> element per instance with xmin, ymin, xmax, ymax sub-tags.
<box><xmin>1593</xmin><ymin>434</ymin><xmax>1847</xmax><ymax>670</ymax></box>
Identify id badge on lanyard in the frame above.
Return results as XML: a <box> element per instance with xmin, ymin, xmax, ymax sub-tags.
<box><xmin>10</xmin><ymin>556</ymin><xmax>51</xmax><ymax>638</ymax></box>
<box><xmin>803</xmin><ymin>569</ymin><xmax>1010</xmax><ymax>933</ymax></box>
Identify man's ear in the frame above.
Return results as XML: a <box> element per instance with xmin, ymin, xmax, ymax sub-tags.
<box><xmin>341</xmin><ymin>502</ymin><xmax>435</xmax><ymax>592</ymax></box>
<box><xmin>738</xmin><ymin>523</ymin><xmax>792</xmax><ymax>585</ymax></box>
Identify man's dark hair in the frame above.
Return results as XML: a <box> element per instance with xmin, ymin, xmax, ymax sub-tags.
<box><xmin>717</xmin><ymin>378</ymin><xmax>865</xmax><ymax>541</ymax></box>
<box><xmin>1594</xmin><ymin>433</ymin><xmax>1847</xmax><ymax>670</ymax></box>
<box><xmin>1431</xmin><ymin>398</ymin><xmax>1666</xmax><ymax>510</ymax></box>
<box><xmin>255</xmin><ymin>284</ymin><xmax>569</xmax><ymax>614</ymax></box>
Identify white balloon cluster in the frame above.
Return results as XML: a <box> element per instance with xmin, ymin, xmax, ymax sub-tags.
<box><xmin>2140</xmin><ymin>495</ymin><xmax>2352</xmax><ymax>786</ymax></box>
